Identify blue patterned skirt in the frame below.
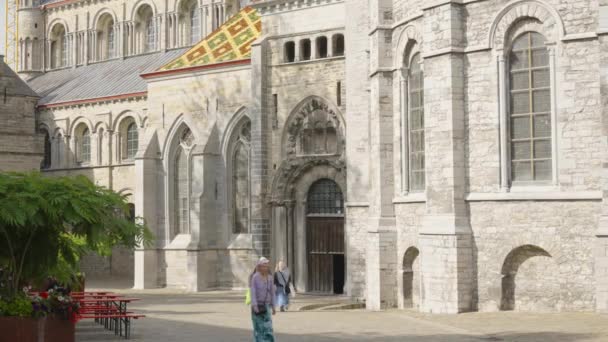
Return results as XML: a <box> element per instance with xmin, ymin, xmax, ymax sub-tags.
<box><xmin>251</xmin><ymin>304</ymin><xmax>274</xmax><ymax>342</ymax></box>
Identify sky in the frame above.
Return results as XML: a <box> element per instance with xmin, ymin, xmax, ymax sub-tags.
<box><xmin>0</xmin><ymin>0</ymin><xmax>6</xmax><ymax>56</ymax></box>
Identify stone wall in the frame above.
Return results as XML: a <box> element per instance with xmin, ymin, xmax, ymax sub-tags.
<box><xmin>470</xmin><ymin>200</ymin><xmax>599</xmax><ymax>312</ymax></box>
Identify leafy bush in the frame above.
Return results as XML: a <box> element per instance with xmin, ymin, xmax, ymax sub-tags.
<box><xmin>0</xmin><ymin>172</ymin><xmax>153</xmax><ymax>301</ymax></box>
<box><xmin>0</xmin><ymin>294</ymin><xmax>33</xmax><ymax>317</ymax></box>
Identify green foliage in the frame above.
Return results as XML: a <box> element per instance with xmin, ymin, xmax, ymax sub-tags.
<box><xmin>0</xmin><ymin>172</ymin><xmax>153</xmax><ymax>299</ymax></box>
<box><xmin>0</xmin><ymin>294</ymin><xmax>33</xmax><ymax>317</ymax></box>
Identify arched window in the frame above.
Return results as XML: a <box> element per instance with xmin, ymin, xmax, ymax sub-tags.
<box><xmin>126</xmin><ymin>123</ymin><xmax>138</xmax><ymax>159</ymax></box>
<box><xmin>49</xmin><ymin>23</ymin><xmax>67</xmax><ymax>68</ymax></box>
<box><xmin>316</xmin><ymin>36</ymin><xmax>328</xmax><ymax>58</ymax></box>
<box><xmin>332</xmin><ymin>34</ymin><xmax>344</xmax><ymax>56</ymax></box>
<box><xmin>173</xmin><ymin>128</ymin><xmax>194</xmax><ymax>237</ymax></box>
<box><xmin>307</xmin><ymin>179</ymin><xmax>344</xmax><ymax>215</ymax></box>
<box><xmin>231</xmin><ymin>120</ymin><xmax>251</xmax><ymax>234</ymax></box>
<box><xmin>41</xmin><ymin>130</ymin><xmax>51</xmax><ymax>169</ymax></box>
<box><xmin>300</xmin><ymin>39</ymin><xmax>311</xmax><ymax>61</ymax></box>
<box><xmin>136</xmin><ymin>5</ymin><xmax>155</xmax><ymax>53</ymax></box>
<box><xmin>77</xmin><ymin>126</ymin><xmax>91</xmax><ymax>164</ymax></box>
<box><xmin>284</xmin><ymin>41</ymin><xmax>295</xmax><ymax>63</ymax></box>
<box><xmin>97</xmin><ymin>14</ymin><xmax>115</xmax><ymax>60</ymax></box>
<box><xmin>407</xmin><ymin>53</ymin><xmax>425</xmax><ymax>191</ymax></box>
<box><xmin>190</xmin><ymin>7</ymin><xmax>201</xmax><ymax>44</ymax></box>
<box><xmin>509</xmin><ymin>32</ymin><xmax>551</xmax><ymax>182</ymax></box>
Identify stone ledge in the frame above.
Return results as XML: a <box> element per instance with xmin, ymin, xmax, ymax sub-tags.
<box><xmin>393</xmin><ymin>193</ymin><xmax>426</xmax><ymax>203</ymax></box>
<box><xmin>466</xmin><ymin>191</ymin><xmax>602</xmax><ymax>202</ymax></box>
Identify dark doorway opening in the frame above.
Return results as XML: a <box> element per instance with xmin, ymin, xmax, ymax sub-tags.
<box><xmin>333</xmin><ymin>254</ymin><xmax>344</xmax><ymax>294</ymax></box>
<box><xmin>306</xmin><ymin>179</ymin><xmax>345</xmax><ymax>294</ymax></box>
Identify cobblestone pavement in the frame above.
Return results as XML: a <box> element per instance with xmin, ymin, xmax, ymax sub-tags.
<box><xmin>76</xmin><ymin>279</ymin><xmax>608</xmax><ymax>342</ymax></box>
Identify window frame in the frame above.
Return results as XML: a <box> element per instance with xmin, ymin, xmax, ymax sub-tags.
<box><xmin>230</xmin><ymin>120</ymin><xmax>251</xmax><ymax>235</ymax></box>
<box><xmin>125</xmin><ymin>122</ymin><xmax>139</xmax><ymax>160</ymax></box>
<box><xmin>500</xmin><ymin>30</ymin><xmax>558</xmax><ymax>189</ymax></box>
<box><xmin>399</xmin><ymin>45</ymin><xmax>426</xmax><ymax>195</ymax></box>
<box><xmin>407</xmin><ymin>52</ymin><xmax>425</xmax><ymax>192</ymax></box>
<box><xmin>78</xmin><ymin>127</ymin><xmax>91</xmax><ymax>165</ymax></box>
<box><xmin>190</xmin><ymin>6</ymin><xmax>201</xmax><ymax>45</ymax></box>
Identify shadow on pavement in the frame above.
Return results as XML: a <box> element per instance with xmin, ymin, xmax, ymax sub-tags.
<box><xmin>76</xmin><ymin>316</ymin><xmax>600</xmax><ymax>342</ymax></box>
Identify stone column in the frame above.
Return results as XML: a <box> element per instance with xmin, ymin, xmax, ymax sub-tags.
<box><xmin>344</xmin><ymin>0</ymin><xmax>371</xmax><ymax>300</ymax></box>
<box><xmin>365</xmin><ymin>0</ymin><xmax>397</xmax><ymax>311</ymax></box>
<box><xmin>596</xmin><ymin>14</ymin><xmax>608</xmax><ymax>312</ymax></box>
<box><xmin>497</xmin><ymin>51</ymin><xmax>509</xmax><ymax>191</ymax></box>
<box><xmin>418</xmin><ymin>3</ymin><xmax>473</xmax><ymax>314</ymax></box>
<box><xmin>250</xmin><ymin>37</ymin><xmax>271</xmax><ymax>258</ymax></box>
<box><xmin>133</xmin><ymin>148</ymin><xmax>162</xmax><ymax>289</ymax></box>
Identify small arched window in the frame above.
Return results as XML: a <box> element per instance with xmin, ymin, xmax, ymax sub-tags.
<box><xmin>300</xmin><ymin>39</ymin><xmax>311</xmax><ymax>61</ymax></box>
<box><xmin>136</xmin><ymin>5</ymin><xmax>155</xmax><ymax>53</ymax></box>
<box><xmin>316</xmin><ymin>36</ymin><xmax>327</xmax><ymax>58</ymax></box>
<box><xmin>332</xmin><ymin>34</ymin><xmax>344</xmax><ymax>56</ymax></box>
<box><xmin>284</xmin><ymin>41</ymin><xmax>295</xmax><ymax>63</ymax></box>
<box><xmin>49</xmin><ymin>23</ymin><xmax>67</xmax><ymax>68</ymax></box>
<box><xmin>126</xmin><ymin>123</ymin><xmax>138</xmax><ymax>159</ymax></box>
<box><xmin>509</xmin><ymin>32</ymin><xmax>551</xmax><ymax>182</ymax></box>
<box><xmin>407</xmin><ymin>53</ymin><xmax>425</xmax><ymax>191</ymax></box>
<box><xmin>41</xmin><ymin>130</ymin><xmax>51</xmax><ymax>169</ymax></box>
<box><xmin>78</xmin><ymin>127</ymin><xmax>91</xmax><ymax>164</ymax></box>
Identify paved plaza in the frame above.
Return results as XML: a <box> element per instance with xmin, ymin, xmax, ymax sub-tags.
<box><xmin>75</xmin><ymin>279</ymin><xmax>608</xmax><ymax>342</ymax></box>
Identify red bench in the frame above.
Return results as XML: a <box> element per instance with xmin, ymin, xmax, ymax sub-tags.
<box><xmin>75</xmin><ymin>313</ymin><xmax>145</xmax><ymax>339</ymax></box>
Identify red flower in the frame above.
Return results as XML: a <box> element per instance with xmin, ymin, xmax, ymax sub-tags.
<box><xmin>40</xmin><ymin>292</ymin><xmax>48</xmax><ymax>299</ymax></box>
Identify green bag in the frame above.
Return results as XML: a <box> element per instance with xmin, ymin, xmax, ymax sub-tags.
<box><xmin>245</xmin><ymin>288</ymin><xmax>251</xmax><ymax>305</ymax></box>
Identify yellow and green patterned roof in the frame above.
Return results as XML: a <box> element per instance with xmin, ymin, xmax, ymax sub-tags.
<box><xmin>159</xmin><ymin>7</ymin><xmax>261</xmax><ymax>71</ymax></box>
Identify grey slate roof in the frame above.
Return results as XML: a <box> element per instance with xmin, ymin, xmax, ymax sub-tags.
<box><xmin>27</xmin><ymin>49</ymin><xmax>187</xmax><ymax>106</ymax></box>
<box><xmin>0</xmin><ymin>57</ymin><xmax>39</xmax><ymax>98</ymax></box>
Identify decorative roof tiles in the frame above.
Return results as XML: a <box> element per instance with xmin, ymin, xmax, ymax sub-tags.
<box><xmin>158</xmin><ymin>7</ymin><xmax>261</xmax><ymax>71</ymax></box>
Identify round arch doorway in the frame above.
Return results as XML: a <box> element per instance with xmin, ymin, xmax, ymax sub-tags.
<box><xmin>306</xmin><ymin>179</ymin><xmax>345</xmax><ymax>294</ymax></box>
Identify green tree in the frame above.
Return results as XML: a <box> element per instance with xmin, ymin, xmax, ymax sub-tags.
<box><xmin>0</xmin><ymin>172</ymin><xmax>153</xmax><ymax>298</ymax></box>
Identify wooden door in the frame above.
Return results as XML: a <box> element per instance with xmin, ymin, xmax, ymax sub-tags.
<box><xmin>307</xmin><ymin>216</ymin><xmax>344</xmax><ymax>293</ymax></box>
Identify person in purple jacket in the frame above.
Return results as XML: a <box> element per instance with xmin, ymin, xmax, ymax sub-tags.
<box><xmin>250</xmin><ymin>257</ymin><xmax>276</xmax><ymax>342</ymax></box>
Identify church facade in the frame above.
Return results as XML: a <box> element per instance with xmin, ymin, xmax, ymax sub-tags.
<box><xmin>12</xmin><ymin>0</ymin><xmax>608</xmax><ymax>313</ymax></box>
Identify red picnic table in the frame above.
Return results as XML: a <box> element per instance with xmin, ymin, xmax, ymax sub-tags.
<box><xmin>75</xmin><ymin>296</ymin><xmax>144</xmax><ymax>339</ymax></box>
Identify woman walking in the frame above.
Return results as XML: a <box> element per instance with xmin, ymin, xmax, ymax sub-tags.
<box><xmin>274</xmin><ymin>260</ymin><xmax>292</xmax><ymax>311</ymax></box>
<box><xmin>250</xmin><ymin>257</ymin><xmax>276</xmax><ymax>342</ymax></box>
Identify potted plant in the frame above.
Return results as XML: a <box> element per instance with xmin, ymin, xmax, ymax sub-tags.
<box><xmin>0</xmin><ymin>172</ymin><xmax>153</xmax><ymax>342</ymax></box>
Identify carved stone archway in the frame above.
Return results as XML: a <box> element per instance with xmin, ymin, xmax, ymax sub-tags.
<box><xmin>270</xmin><ymin>97</ymin><xmax>346</xmax><ymax>293</ymax></box>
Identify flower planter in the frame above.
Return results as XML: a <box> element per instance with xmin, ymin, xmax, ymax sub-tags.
<box><xmin>0</xmin><ymin>316</ymin><xmax>75</xmax><ymax>342</ymax></box>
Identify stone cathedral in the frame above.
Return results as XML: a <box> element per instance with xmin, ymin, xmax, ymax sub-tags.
<box><xmin>6</xmin><ymin>0</ymin><xmax>608</xmax><ymax>313</ymax></box>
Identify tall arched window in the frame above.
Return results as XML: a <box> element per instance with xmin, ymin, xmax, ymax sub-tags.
<box><xmin>231</xmin><ymin>121</ymin><xmax>251</xmax><ymax>234</ymax></box>
<box><xmin>41</xmin><ymin>130</ymin><xmax>51</xmax><ymax>169</ymax></box>
<box><xmin>407</xmin><ymin>53</ymin><xmax>425</xmax><ymax>191</ymax></box>
<box><xmin>126</xmin><ymin>123</ymin><xmax>138</xmax><ymax>159</ymax></box>
<box><xmin>190</xmin><ymin>7</ymin><xmax>201</xmax><ymax>44</ymax></box>
<box><xmin>77</xmin><ymin>126</ymin><xmax>91</xmax><ymax>164</ymax></box>
<box><xmin>173</xmin><ymin>128</ymin><xmax>193</xmax><ymax>237</ymax></box>
<box><xmin>509</xmin><ymin>32</ymin><xmax>551</xmax><ymax>182</ymax></box>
